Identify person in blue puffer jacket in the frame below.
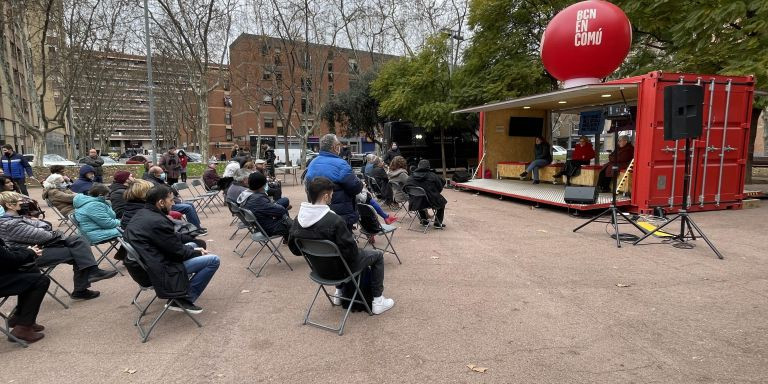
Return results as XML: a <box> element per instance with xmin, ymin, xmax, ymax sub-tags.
<box><xmin>73</xmin><ymin>184</ymin><xmax>121</xmax><ymax>244</ymax></box>
<box><xmin>304</xmin><ymin>134</ymin><xmax>363</xmax><ymax>228</ymax></box>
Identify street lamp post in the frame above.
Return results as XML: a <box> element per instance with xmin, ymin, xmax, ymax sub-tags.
<box><xmin>440</xmin><ymin>28</ymin><xmax>464</xmax><ymax>178</ymax></box>
<box><xmin>143</xmin><ymin>0</ymin><xmax>158</xmax><ymax>164</ymax></box>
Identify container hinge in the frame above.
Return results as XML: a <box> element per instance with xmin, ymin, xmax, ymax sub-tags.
<box><xmin>661</xmin><ymin>146</ymin><xmax>678</xmax><ymax>153</ymax></box>
<box><xmin>706</xmin><ymin>146</ymin><xmax>719</xmax><ymax>152</ymax></box>
<box><xmin>723</xmin><ymin>145</ymin><xmax>737</xmax><ymax>152</ymax></box>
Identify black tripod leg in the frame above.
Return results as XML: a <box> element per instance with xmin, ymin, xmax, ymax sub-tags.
<box><xmin>612</xmin><ymin>209</ymin><xmax>622</xmax><ymax>248</ymax></box>
<box><xmin>685</xmin><ymin>218</ymin><xmax>724</xmax><ymax>259</ymax></box>
<box><xmin>633</xmin><ymin>215</ymin><xmax>680</xmax><ymax>245</ymax></box>
<box><xmin>573</xmin><ymin>207</ymin><xmax>612</xmax><ymax>232</ymax></box>
<box><xmin>682</xmin><ymin>216</ymin><xmax>697</xmax><ymax>240</ymax></box>
<box><xmin>616</xmin><ymin>211</ymin><xmax>648</xmax><ymax>234</ymax></box>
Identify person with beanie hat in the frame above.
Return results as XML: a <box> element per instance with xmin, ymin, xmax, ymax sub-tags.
<box><xmin>405</xmin><ymin>159</ymin><xmax>448</xmax><ymax>228</ymax></box>
<box><xmin>108</xmin><ymin>171</ymin><xmax>134</xmax><ymax>218</ymax></box>
<box><xmin>240</xmin><ymin>171</ymin><xmax>293</xmax><ymax>242</ymax></box>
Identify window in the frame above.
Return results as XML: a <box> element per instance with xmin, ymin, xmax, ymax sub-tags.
<box><xmin>275</xmin><ymin>72</ymin><xmax>283</xmax><ymax>82</ymax></box>
<box><xmin>226</xmin><ymin>128</ymin><xmax>233</xmax><ymax>141</ymax></box>
<box><xmin>223</xmin><ymin>78</ymin><xmax>230</xmax><ymax>91</ymax></box>
<box><xmin>301</xmin><ymin>78</ymin><xmax>312</xmax><ymax>92</ymax></box>
<box><xmin>262</xmin><ymin>72</ymin><xmax>272</xmax><ymax>81</ymax></box>
<box><xmin>260</xmin><ymin>43</ymin><xmax>269</xmax><ymax>56</ymax></box>
<box><xmin>327</xmin><ymin>62</ymin><xmax>333</xmax><ymax>72</ymax></box>
<box><xmin>301</xmin><ymin>97</ymin><xmax>307</xmax><ymax>113</ymax></box>
<box><xmin>328</xmin><ymin>72</ymin><xmax>334</xmax><ymax>82</ymax></box>
<box><xmin>225</xmin><ymin>112</ymin><xmax>231</xmax><ymax>125</ymax></box>
<box><xmin>263</xmin><ymin>95</ymin><xmax>272</xmax><ymax>105</ymax></box>
<box><xmin>348</xmin><ymin>59</ymin><xmax>358</xmax><ymax>73</ymax></box>
<box><xmin>274</xmin><ymin>55</ymin><xmax>282</xmax><ymax>66</ymax></box>
<box><xmin>276</xmin><ymin>123</ymin><xmax>284</xmax><ymax>136</ymax></box>
<box><xmin>264</xmin><ymin>117</ymin><xmax>274</xmax><ymax>129</ymax></box>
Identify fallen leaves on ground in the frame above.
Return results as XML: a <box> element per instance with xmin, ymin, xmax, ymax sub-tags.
<box><xmin>430</xmin><ymin>256</ymin><xmax>439</xmax><ymax>259</ymax></box>
<box><xmin>536</xmin><ymin>229</ymin><xmax>548</xmax><ymax>233</ymax></box>
<box><xmin>123</xmin><ymin>368</ymin><xmax>137</xmax><ymax>374</ymax></box>
<box><xmin>241</xmin><ymin>289</ymin><xmax>251</xmax><ymax>293</ymax></box>
<box><xmin>616</xmin><ymin>283</ymin><xmax>631</xmax><ymax>288</ymax></box>
<box><xmin>467</xmin><ymin>364</ymin><xmax>488</xmax><ymax>373</ymax></box>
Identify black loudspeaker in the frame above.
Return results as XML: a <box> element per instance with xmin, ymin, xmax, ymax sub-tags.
<box><xmin>664</xmin><ymin>85</ymin><xmax>704</xmax><ymax>140</ymax></box>
<box><xmin>564</xmin><ymin>186</ymin><xmax>598</xmax><ymax>205</ymax></box>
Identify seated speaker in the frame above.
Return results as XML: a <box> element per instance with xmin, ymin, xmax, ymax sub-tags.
<box><xmin>564</xmin><ymin>186</ymin><xmax>598</xmax><ymax>204</ymax></box>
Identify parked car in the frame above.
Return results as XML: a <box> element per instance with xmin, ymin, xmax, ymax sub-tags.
<box><xmin>125</xmin><ymin>155</ymin><xmax>150</xmax><ymax>165</ymax></box>
<box><xmin>23</xmin><ymin>154</ymin><xmax>77</xmax><ymax>167</ymax></box>
<box><xmin>552</xmin><ymin>145</ymin><xmax>567</xmax><ymax>156</ymax></box>
<box><xmin>183</xmin><ymin>152</ymin><xmax>203</xmax><ymax>163</ymax></box>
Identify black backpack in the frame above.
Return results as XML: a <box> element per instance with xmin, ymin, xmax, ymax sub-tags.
<box><xmin>451</xmin><ymin>170</ymin><xmax>471</xmax><ymax>183</ymax></box>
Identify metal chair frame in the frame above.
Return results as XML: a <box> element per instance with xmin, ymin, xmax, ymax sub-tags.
<box><xmin>402</xmin><ymin>185</ymin><xmax>445</xmax><ymax>234</ymax></box>
<box><xmin>69</xmin><ymin>214</ymin><xmax>124</xmax><ymax>275</ymax></box>
<box><xmin>0</xmin><ymin>296</ymin><xmax>27</xmax><ymax>347</ymax></box>
<box><xmin>44</xmin><ymin>199</ymin><xmax>76</xmax><ymax>236</ymax></box>
<box><xmin>388</xmin><ymin>181</ymin><xmax>412</xmax><ymax>219</ymax></box>
<box><xmin>295</xmin><ymin>239</ymin><xmax>373</xmax><ymax>336</ymax></box>
<box><xmin>117</xmin><ymin>238</ymin><xmax>202</xmax><ymax>343</ymax></box>
<box><xmin>171</xmin><ymin>182</ymin><xmax>209</xmax><ymax>218</ymax></box>
<box><xmin>238</xmin><ymin>209</ymin><xmax>293</xmax><ymax>277</ymax></box>
<box><xmin>225</xmin><ymin>199</ymin><xmax>249</xmax><ymax>242</ymax></box>
<box><xmin>189</xmin><ymin>179</ymin><xmax>223</xmax><ymax>214</ymax></box>
<box><xmin>356</xmin><ymin>203</ymin><xmax>402</xmax><ymax>264</ymax></box>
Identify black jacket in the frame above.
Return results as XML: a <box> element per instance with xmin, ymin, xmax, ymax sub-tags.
<box><xmin>124</xmin><ymin>205</ymin><xmax>201</xmax><ymax>299</ymax></box>
<box><xmin>382</xmin><ymin>148</ymin><xmax>401</xmax><ymax>164</ymax></box>
<box><xmin>241</xmin><ymin>191</ymin><xmax>288</xmax><ymax>235</ymax></box>
<box><xmin>263</xmin><ymin>148</ymin><xmax>276</xmax><ymax>164</ymax></box>
<box><xmin>288</xmin><ymin>211</ymin><xmax>359</xmax><ymax>280</ymax></box>
<box><xmin>370</xmin><ymin>166</ymin><xmax>392</xmax><ymax>201</ymax></box>
<box><xmin>405</xmin><ymin>166</ymin><xmax>448</xmax><ymax>211</ymax></box>
<box><xmin>534</xmin><ymin>142</ymin><xmax>553</xmax><ymax>163</ymax></box>
<box><xmin>120</xmin><ymin>201</ymin><xmax>145</xmax><ymax>229</ymax></box>
<box><xmin>108</xmin><ymin>183</ymin><xmax>128</xmax><ymax>218</ymax></box>
<box><xmin>0</xmin><ymin>238</ymin><xmax>37</xmax><ymax>276</ymax></box>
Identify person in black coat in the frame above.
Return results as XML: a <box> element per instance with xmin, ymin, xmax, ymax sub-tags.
<box><xmin>240</xmin><ymin>171</ymin><xmax>293</xmax><ymax>241</ymax></box>
<box><xmin>369</xmin><ymin>157</ymin><xmax>393</xmax><ymax>204</ymax></box>
<box><xmin>382</xmin><ymin>142</ymin><xmax>401</xmax><ymax>164</ymax></box>
<box><xmin>0</xmin><ymin>239</ymin><xmax>50</xmax><ymax>343</ymax></box>
<box><xmin>519</xmin><ymin>136</ymin><xmax>552</xmax><ymax>184</ymax></box>
<box><xmin>108</xmin><ymin>171</ymin><xmax>133</xmax><ymax>218</ymax></box>
<box><xmin>261</xmin><ymin>143</ymin><xmax>276</xmax><ymax>177</ymax></box>
<box><xmin>405</xmin><ymin>159</ymin><xmax>448</xmax><ymax>228</ymax></box>
<box><xmin>124</xmin><ymin>185</ymin><xmax>220</xmax><ymax>313</ymax></box>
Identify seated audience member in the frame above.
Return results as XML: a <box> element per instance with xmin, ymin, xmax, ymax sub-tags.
<box><xmin>288</xmin><ymin>177</ymin><xmax>394</xmax><ymax>314</ymax></box>
<box><xmin>597</xmin><ymin>135</ymin><xmax>634</xmax><ymax>193</ymax></box>
<box><xmin>369</xmin><ymin>157</ymin><xmax>393</xmax><ymax>203</ymax></box>
<box><xmin>0</xmin><ymin>239</ymin><xmax>50</xmax><ymax>343</ymax></box>
<box><xmin>125</xmin><ymin>185</ymin><xmax>220</xmax><ymax>313</ymax></box>
<box><xmin>108</xmin><ymin>171</ymin><xmax>133</xmax><ymax>218</ymax></box>
<box><xmin>48</xmin><ymin>165</ymin><xmax>72</xmax><ymax>187</ymax></box>
<box><xmin>406</xmin><ymin>159</ymin><xmax>448</xmax><ymax>228</ymax></box>
<box><xmin>42</xmin><ymin>174</ymin><xmax>76</xmax><ymax>216</ymax></box>
<box><xmin>363</xmin><ymin>154</ymin><xmax>376</xmax><ymax>177</ymax></box>
<box><xmin>74</xmin><ymin>184</ymin><xmax>121</xmax><ymax>244</ymax></box>
<box><xmin>387</xmin><ymin>156</ymin><xmax>409</xmax><ymax>205</ymax></box>
<box><xmin>0</xmin><ymin>191</ymin><xmax>117</xmax><ymax>300</ymax></box>
<box><xmin>222</xmin><ymin>159</ymin><xmax>240</xmax><ymax>178</ymax></box>
<box><xmin>554</xmin><ymin>136</ymin><xmax>595</xmax><ymax>186</ymax></box>
<box><xmin>356</xmin><ymin>187</ymin><xmax>397</xmax><ymax>226</ymax></box>
<box><xmin>519</xmin><ymin>136</ymin><xmax>552</xmax><ymax>184</ymax></box>
<box><xmin>239</xmin><ymin>172</ymin><xmax>292</xmax><ymax>241</ymax></box>
<box><xmin>1</xmin><ymin>175</ymin><xmax>43</xmax><ymax>217</ymax></box>
<box><xmin>241</xmin><ymin>160</ymin><xmax>256</xmax><ymax>172</ymax></box>
<box><xmin>253</xmin><ymin>159</ymin><xmax>285</xmax><ymax>202</ymax></box>
<box><xmin>70</xmin><ymin>164</ymin><xmax>97</xmax><ymax>194</ymax></box>
<box><xmin>121</xmin><ymin>180</ymin><xmax>153</xmax><ymax>229</ymax></box>
<box><xmin>202</xmin><ymin>163</ymin><xmax>220</xmax><ymax>190</ymax></box>
<box><xmin>226</xmin><ymin>168</ymin><xmax>252</xmax><ymax>203</ymax></box>
<box><xmin>144</xmin><ymin>166</ymin><xmax>206</xmax><ymax>234</ymax></box>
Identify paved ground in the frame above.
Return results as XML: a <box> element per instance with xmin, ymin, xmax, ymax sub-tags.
<box><xmin>2</xmin><ymin>184</ymin><xmax>767</xmax><ymax>383</ymax></box>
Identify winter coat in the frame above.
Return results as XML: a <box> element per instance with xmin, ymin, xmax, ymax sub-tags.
<box><xmin>120</xmin><ymin>201</ymin><xmax>145</xmax><ymax>229</ymax></box>
<box><xmin>0</xmin><ymin>214</ymin><xmax>58</xmax><ymax>248</ymax></box>
<box><xmin>534</xmin><ymin>142</ymin><xmax>553</xmax><ymax>163</ymax></box>
<box><xmin>572</xmin><ymin>142</ymin><xmax>595</xmax><ymax>162</ymax></box>
<box><xmin>240</xmin><ymin>190</ymin><xmax>289</xmax><ymax>235</ymax></box>
<box><xmin>304</xmin><ymin>151</ymin><xmax>364</xmax><ymax>227</ymax></box>
<box><xmin>70</xmin><ymin>165</ymin><xmax>95</xmax><ymax>194</ymax></box>
<box><xmin>382</xmin><ymin>148</ymin><xmax>401</xmax><ymax>164</ymax></box>
<box><xmin>370</xmin><ymin>166</ymin><xmax>392</xmax><ymax>202</ymax></box>
<box><xmin>179</xmin><ymin>156</ymin><xmax>188</xmax><ymax>171</ymax></box>
<box><xmin>287</xmin><ymin>204</ymin><xmax>360</xmax><ymax>280</ymax></box>
<box><xmin>387</xmin><ymin>168</ymin><xmax>409</xmax><ymax>203</ymax></box>
<box><xmin>0</xmin><ymin>238</ymin><xmax>38</xmax><ymax>277</ymax></box>
<box><xmin>159</xmin><ymin>152</ymin><xmax>181</xmax><ymax>179</ymax></box>
<box><xmin>79</xmin><ymin>156</ymin><xmax>104</xmax><ymax>178</ymax></box>
<box><xmin>108</xmin><ymin>183</ymin><xmax>128</xmax><ymax>218</ymax></box>
<box><xmin>203</xmin><ymin>168</ymin><xmax>220</xmax><ymax>190</ymax></box>
<box><xmin>405</xmin><ymin>166</ymin><xmax>448</xmax><ymax>211</ymax></box>
<box><xmin>263</xmin><ymin>148</ymin><xmax>276</xmax><ymax>165</ymax></box>
<box><xmin>1</xmin><ymin>152</ymin><xmax>33</xmax><ymax>180</ymax></box>
<box><xmin>42</xmin><ymin>188</ymin><xmax>75</xmax><ymax>216</ymax></box>
<box><xmin>603</xmin><ymin>143</ymin><xmax>634</xmax><ymax>177</ymax></box>
<box><xmin>73</xmin><ymin>194</ymin><xmax>121</xmax><ymax>244</ymax></box>
<box><xmin>124</xmin><ymin>205</ymin><xmax>202</xmax><ymax>299</ymax></box>
<box><xmin>226</xmin><ymin>183</ymin><xmax>248</xmax><ymax>203</ymax></box>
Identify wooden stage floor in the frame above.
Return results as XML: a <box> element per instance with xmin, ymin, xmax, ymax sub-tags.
<box><xmin>453</xmin><ymin>178</ymin><xmax>631</xmax><ymax>211</ymax></box>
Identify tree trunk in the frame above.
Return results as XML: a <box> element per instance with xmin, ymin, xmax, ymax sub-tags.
<box><xmin>32</xmin><ymin>136</ymin><xmax>46</xmax><ymax>167</ymax></box>
<box><xmin>440</xmin><ymin>126</ymin><xmax>447</xmax><ymax>180</ymax></box>
<box><xmin>299</xmin><ymin>135</ymin><xmax>307</xmax><ymax>168</ymax></box>
<box><xmin>197</xmin><ymin>91</ymin><xmax>209</xmax><ymax>160</ymax></box>
<box><xmin>762</xmin><ymin>108</ymin><xmax>768</xmax><ymax>157</ymax></box>
<box><xmin>745</xmin><ymin>106</ymin><xmax>761</xmax><ymax>184</ymax></box>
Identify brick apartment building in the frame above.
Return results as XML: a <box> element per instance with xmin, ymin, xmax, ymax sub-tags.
<box><xmin>228</xmin><ymin>33</ymin><xmax>397</xmax><ymax>161</ymax></box>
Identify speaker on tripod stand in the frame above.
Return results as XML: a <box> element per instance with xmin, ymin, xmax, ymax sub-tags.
<box><xmin>633</xmin><ymin>85</ymin><xmax>724</xmax><ymax>259</ymax></box>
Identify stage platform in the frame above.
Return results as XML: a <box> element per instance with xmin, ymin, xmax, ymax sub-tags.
<box><xmin>453</xmin><ymin>178</ymin><xmax>631</xmax><ymax>211</ymax></box>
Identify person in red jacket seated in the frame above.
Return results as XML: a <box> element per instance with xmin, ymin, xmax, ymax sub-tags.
<box><xmin>554</xmin><ymin>136</ymin><xmax>596</xmax><ymax>186</ymax></box>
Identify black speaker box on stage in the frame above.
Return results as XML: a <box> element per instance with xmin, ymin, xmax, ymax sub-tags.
<box><xmin>564</xmin><ymin>186</ymin><xmax>598</xmax><ymax>205</ymax></box>
<box><xmin>663</xmin><ymin>85</ymin><xmax>704</xmax><ymax>140</ymax></box>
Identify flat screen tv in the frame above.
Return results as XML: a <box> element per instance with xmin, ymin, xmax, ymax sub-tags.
<box><xmin>508</xmin><ymin>117</ymin><xmax>544</xmax><ymax>137</ymax></box>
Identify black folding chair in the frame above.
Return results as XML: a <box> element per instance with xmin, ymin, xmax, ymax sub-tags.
<box><xmin>171</xmin><ymin>182</ymin><xmax>209</xmax><ymax>218</ymax></box>
<box><xmin>0</xmin><ymin>296</ymin><xmax>27</xmax><ymax>347</ymax></box>
<box><xmin>69</xmin><ymin>214</ymin><xmax>123</xmax><ymax>276</ymax></box>
<box><xmin>189</xmin><ymin>179</ymin><xmax>222</xmax><ymax>214</ymax></box>
<box><xmin>239</xmin><ymin>209</ymin><xmax>293</xmax><ymax>277</ymax></box>
<box><xmin>225</xmin><ymin>199</ymin><xmax>249</xmax><ymax>242</ymax></box>
<box><xmin>366</xmin><ymin>176</ymin><xmax>384</xmax><ymax>198</ymax></box>
<box><xmin>118</xmin><ymin>238</ymin><xmax>202</xmax><ymax>343</ymax></box>
<box><xmin>388</xmin><ymin>181</ymin><xmax>412</xmax><ymax>219</ymax></box>
<box><xmin>294</xmin><ymin>239</ymin><xmax>372</xmax><ymax>336</ymax></box>
<box><xmin>402</xmin><ymin>185</ymin><xmax>444</xmax><ymax>234</ymax></box>
<box><xmin>357</xmin><ymin>203</ymin><xmax>401</xmax><ymax>264</ymax></box>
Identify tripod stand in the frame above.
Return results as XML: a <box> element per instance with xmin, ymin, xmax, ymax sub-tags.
<box><xmin>573</xmin><ymin>124</ymin><xmax>645</xmax><ymax>248</ymax></box>
<box><xmin>633</xmin><ymin>138</ymin><xmax>724</xmax><ymax>259</ymax></box>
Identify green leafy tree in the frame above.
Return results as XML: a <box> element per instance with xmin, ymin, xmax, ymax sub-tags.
<box><xmin>321</xmin><ymin>71</ymin><xmax>385</xmax><ymax>150</ymax></box>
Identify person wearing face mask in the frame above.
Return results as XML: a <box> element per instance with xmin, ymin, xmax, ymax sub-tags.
<box><xmin>303</xmin><ymin>134</ymin><xmax>364</xmax><ymax>229</ymax></box>
<box><xmin>159</xmin><ymin>146</ymin><xmax>182</xmax><ymax>185</ymax></box>
<box><xmin>70</xmin><ymin>164</ymin><xmax>97</xmax><ymax>194</ymax></box>
<box><xmin>382</xmin><ymin>142</ymin><xmax>401</xmax><ymax>164</ymax></box>
<box><xmin>144</xmin><ymin>166</ymin><xmax>206</xmax><ymax>235</ymax></box>
<box><xmin>125</xmin><ymin>185</ymin><xmax>220</xmax><ymax>314</ymax></box>
<box><xmin>1</xmin><ymin>144</ymin><xmax>35</xmax><ymax>196</ymax></box>
<box><xmin>42</xmin><ymin>174</ymin><xmax>76</xmax><ymax>216</ymax></box>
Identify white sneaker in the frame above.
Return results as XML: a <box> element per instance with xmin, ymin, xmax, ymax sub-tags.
<box><xmin>372</xmin><ymin>296</ymin><xmax>394</xmax><ymax>315</ymax></box>
<box><xmin>331</xmin><ymin>288</ymin><xmax>343</xmax><ymax>306</ymax></box>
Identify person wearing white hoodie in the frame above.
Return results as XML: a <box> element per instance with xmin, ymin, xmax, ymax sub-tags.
<box><xmin>288</xmin><ymin>176</ymin><xmax>394</xmax><ymax>315</ymax></box>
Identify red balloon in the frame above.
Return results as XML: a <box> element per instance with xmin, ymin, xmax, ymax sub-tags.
<box><xmin>541</xmin><ymin>0</ymin><xmax>632</xmax><ymax>88</ymax></box>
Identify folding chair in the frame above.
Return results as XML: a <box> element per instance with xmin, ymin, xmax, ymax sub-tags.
<box><xmin>189</xmin><ymin>179</ymin><xmax>222</xmax><ymax>214</ymax></box>
<box><xmin>295</xmin><ymin>239</ymin><xmax>373</xmax><ymax>336</ymax></box>
<box><xmin>69</xmin><ymin>214</ymin><xmax>124</xmax><ymax>276</ymax></box>
<box><xmin>37</xmin><ymin>264</ymin><xmax>71</xmax><ymax>309</ymax></box>
<box><xmin>238</xmin><ymin>210</ymin><xmax>293</xmax><ymax>277</ymax></box>
<box><xmin>44</xmin><ymin>199</ymin><xmax>76</xmax><ymax>236</ymax></box>
<box><xmin>356</xmin><ymin>203</ymin><xmax>401</xmax><ymax>264</ymax></box>
<box><xmin>170</xmin><ymin>182</ymin><xmax>209</xmax><ymax>218</ymax></box>
<box><xmin>402</xmin><ymin>185</ymin><xmax>444</xmax><ymax>234</ymax></box>
<box><xmin>388</xmin><ymin>181</ymin><xmax>412</xmax><ymax>219</ymax></box>
<box><xmin>225</xmin><ymin>199</ymin><xmax>249</xmax><ymax>242</ymax></box>
<box><xmin>0</xmin><ymin>296</ymin><xmax>27</xmax><ymax>347</ymax></box>
<box><xmin>366</xmin><ymin>175</ymin><xmax>384</xmax><ymax>198</ymax></box>
<box><xmin>117</xmin><ymin>238</ymin><xmax>201</xmax><ymax>343</ymax></box>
